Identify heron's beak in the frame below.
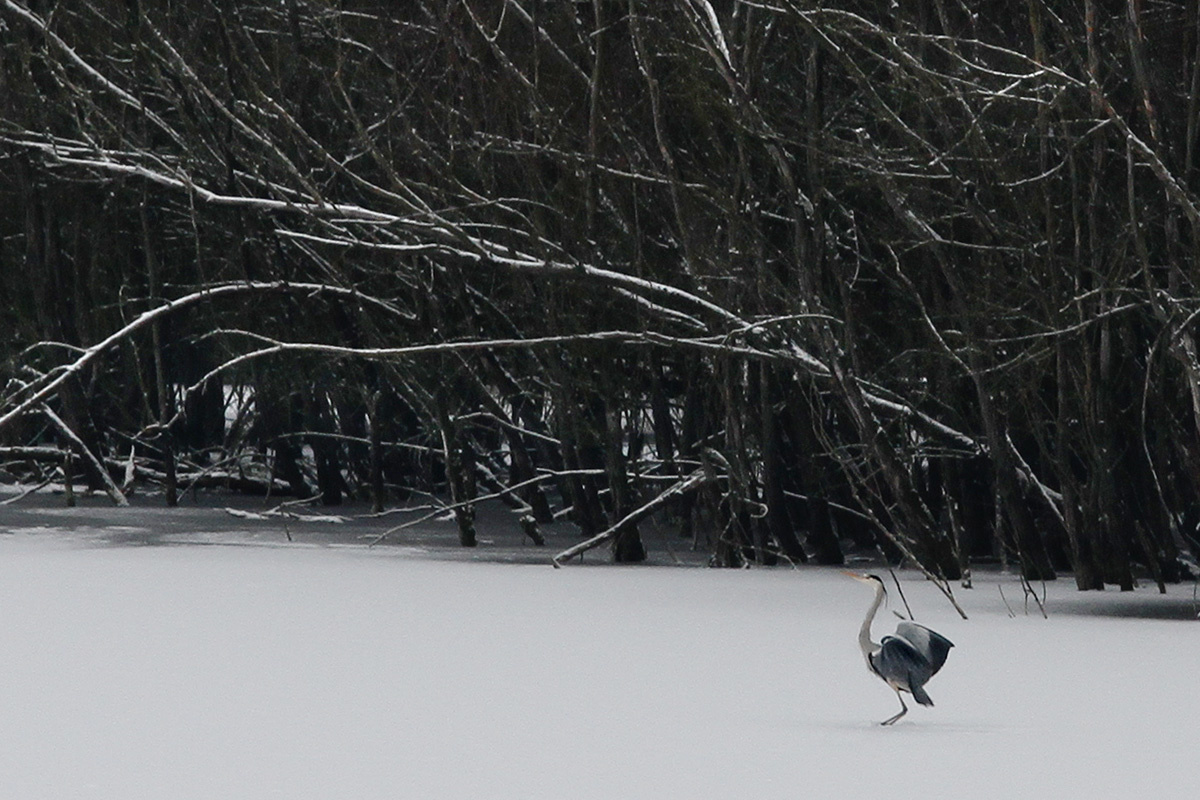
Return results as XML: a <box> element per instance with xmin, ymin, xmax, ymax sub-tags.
<box><xmin>841</xmin><ymin>570</ymin><xmax>871</xmax><ymax>583</ymax></box>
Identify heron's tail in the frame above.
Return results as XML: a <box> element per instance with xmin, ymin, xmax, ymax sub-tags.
<box><xmin>911</xmin><ymin>684</ymin><xmax>934</xmax><ymax>707</ymax></box>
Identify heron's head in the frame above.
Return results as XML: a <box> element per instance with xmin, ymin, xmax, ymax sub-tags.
<box><xmin>842</xmin><ymin>571</ymin><xmax>887</xmax><ymax>591</ymax></box>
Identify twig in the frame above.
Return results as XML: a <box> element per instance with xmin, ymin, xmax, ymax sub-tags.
<box><xmin>887</xmin><ymin>568</ymin><xmax>915</xmax><ymax>621</ymax></box>
<box><xmin>1019</xmin><ymin>573</ymin><xmax>1049</xmax><ymax>619</ymax></box>
<box><xmin>0</xmin><ymin>475</ymin><xmax>56</xmax><ymax>505</ymax></box>
<box><xmin>998</xmin><ymin>583</ymin><xmax>1017</xmax><ymax>618</ymax></box>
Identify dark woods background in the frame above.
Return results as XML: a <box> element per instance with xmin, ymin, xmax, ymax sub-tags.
<box><xmin>3</xmin><ymin>0</ymin><xmax>1200</xmax><ymax>589</ymax></box>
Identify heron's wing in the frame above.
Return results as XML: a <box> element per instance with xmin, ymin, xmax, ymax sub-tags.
<box><xmin>873</xmin><ymin>635</ymin><xmax>933</xmax><ymax>689</ymax></box>
<box><xmin>894</xmin><ymin>621</ymin><xmax>954</xmax><ymax>676</ymax></box>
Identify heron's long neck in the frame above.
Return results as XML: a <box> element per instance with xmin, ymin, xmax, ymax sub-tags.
<box><xmin>858</xmin><ymin>583</ymin><xmax>885</xmax><ymax>657</ymax></box>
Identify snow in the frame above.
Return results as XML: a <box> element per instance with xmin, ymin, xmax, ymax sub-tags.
<box><xmin>0</xmin><ymin>501</ymin><xmax>1196</xmax><ymax>799</ymax></box>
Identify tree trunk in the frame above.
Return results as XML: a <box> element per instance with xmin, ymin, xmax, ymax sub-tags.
<box><xmin>761</xmin><ymin>367</ymin><xmax>807</xmax><ymax>563</ymax></box>
<box><xmin>442</xmin><ymin>419</ymin><xmax>477</xmax><ymax>548</ymax></box>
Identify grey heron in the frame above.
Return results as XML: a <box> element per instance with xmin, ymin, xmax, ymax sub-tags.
<box><xmin>845</xmin><ymin>571</ymin><xmax>954</xmax><ymax>725</ymax></box>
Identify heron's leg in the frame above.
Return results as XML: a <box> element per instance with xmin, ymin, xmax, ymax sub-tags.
<box><xmin>880</xmin><ymin>692</ymin><xmax>907</xmax><ymax>726</ymax></box>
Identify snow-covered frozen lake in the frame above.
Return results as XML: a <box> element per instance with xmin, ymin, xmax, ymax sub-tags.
<box><xmin>0</xmin><ymin>499</ymin><xmax>1195</xmax><ymax>798</ymax></box>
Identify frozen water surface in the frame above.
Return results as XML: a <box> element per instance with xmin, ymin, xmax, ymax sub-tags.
<box><xmin>0</xmin><ymin>495</ymin><xmax>1196</xmax><ymax>799</ymax></box>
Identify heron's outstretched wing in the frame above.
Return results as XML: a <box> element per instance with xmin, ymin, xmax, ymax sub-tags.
<box><xmin>894</xmin><ymin>621</ymin><xmax>954</xmax><ymax>676</ymax></box>
<box><xmin>871</xmin><ymin>634</ymin><xmax>933</xmax><ymax>691</ymax></box>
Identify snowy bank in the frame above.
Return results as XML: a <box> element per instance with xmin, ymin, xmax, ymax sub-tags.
<box><xmin>0</xmin><ymin>502</ymin><xmax>1195</xmax><ymax>798</ymax></box>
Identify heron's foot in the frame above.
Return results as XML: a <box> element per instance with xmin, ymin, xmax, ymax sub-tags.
<box><xmin>880</xmin><ymin>705</ymin><xmax>907</xmax><ymax>725</ymax></box>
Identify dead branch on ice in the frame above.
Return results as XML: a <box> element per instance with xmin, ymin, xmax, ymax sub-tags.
<box><xmin>223</xmin><ymin>507</ymin><xmax>348</xmax><ymax>524</ymax></box>
<box><xmin>40</xmin><ymin>404</ymin><xmax>128</xmax><ymax>506</ymax></box>
<box><xmin>0</xmin><ymin>475</ymin><xmax>56</xmax><ymax>505</ymax></box>
<box><xmin>552</xmin><ymin>469</ymin><xmax>711</xmax><ymax>566</ymax></box>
